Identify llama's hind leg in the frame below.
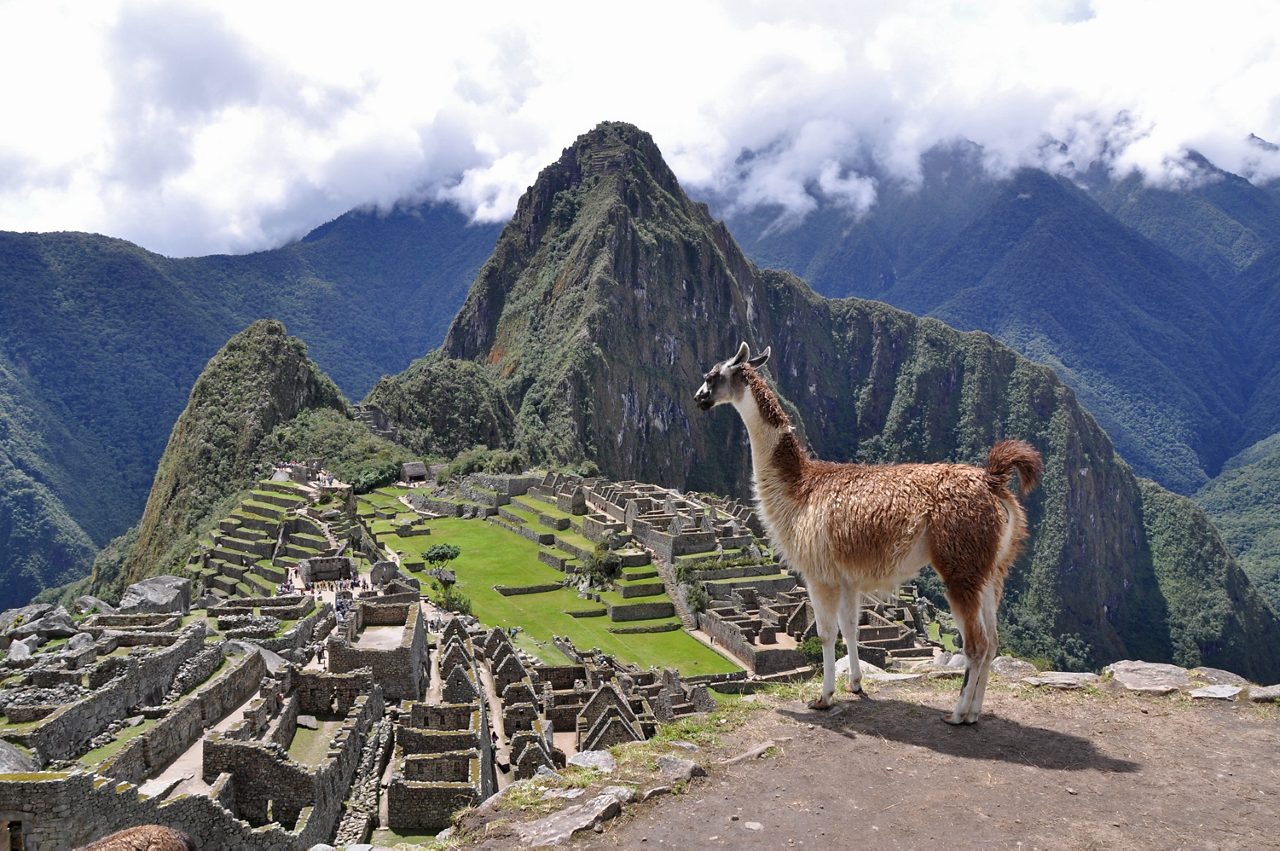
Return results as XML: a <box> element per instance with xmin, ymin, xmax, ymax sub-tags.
<box><xmin>838</xmin><ymin>586</ymin><xmax>862</xmax><ymax>693</ymax></box>
<box><xmin>807</xmin><ymin>581</ymin><xmax>841</xmax><ymax>709</ymax></box>
<box><xmin>962</xmin><ymin>582</ymin><xmax>1001</xmax><ymax>723</ymax></box>
<box><xmin>944</xmin><ymin>591</ymin><xmax>996</xmax><ymax>725</ymax></box>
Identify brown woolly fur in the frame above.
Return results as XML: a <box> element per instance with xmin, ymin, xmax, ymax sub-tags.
<box><xmin>697</xmin><ymin>342</ymin><xmax>1043</xmax><ymax>725</ymax></box>
<box><xmin>743</xmin><ymin>365</ymin><xmax>788</xmax><ymax>428</ymax></box>
<box><xmin>80</xmin><ymin>824</ymin><xmax>199</xmax><ymax>850</ymax></box>
<box><xmin>986</xmin><ymin>439</ymin><xmax>1043</xmax><ymax>495</ymax></box>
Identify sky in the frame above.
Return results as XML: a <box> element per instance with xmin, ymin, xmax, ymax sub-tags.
<box><xmin>1</xmin><ymin>0</ymin><xmax>1278</xmax><ymax>257</ymax></box>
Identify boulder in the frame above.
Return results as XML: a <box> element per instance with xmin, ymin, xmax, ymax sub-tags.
<box><xmin>514</xmin><ymin>793</ymin><xmax>623</xmax><ymax>846</ymax></box>
<box><xmin>67</xmin><ymin>632</ymin><xmax>95</xmax><ymax>652</ymax></box>
<box><xmin>369</xmin><ymin>561</ymin><xmax>401</xmax><ymax>586</ymax></box>
<box><xmin>1103</xmin><ymin>661</ymin><xmax>1190</xmax><ymax>694</ymax></box>
<box><xmin>22</xmin><ymin>607</ymin><xmax>79</xmax><ymax>640</ymax></box>
<box><xmin>0</xmin><ymin>740</ymin><xmax>36</xmax><ymax>773</ymax></box>
<box><xmin>119</xmin><ymin>575</ymin><xmax>191</xmax><ymax>615</ymax></box>
<box><xmin>1188</xmin><ymin>685</ymin><xmax>1241</xmax><ymax>700</ymax></box>
<box><xmin>567</xmin><ymin>750</ymin><xmax>616</xmax><ymax>774</ymax></box>
<box><xmin>1021</xmin><ymin>672</ymin><xmax>1101</xmax><ymax>689</ymax></box>
<box><xmin>600</xmin><ymin>785</ymin><xmax>637</xmax><ymax>805</ymax></box>
<box><xmin>656</xmin><ymin>755</ymin><xmax>707</xmax><ymax>783</ymax></box>
<box><xmin>866</xmin><ymin>672</ymin><xmax>924</xmax><ymax>683</ymax></box>
<box><xmin>991</xmin><ymin>656</ymin><xmax>1038</xmax><ymax>681</ymax></box>
<box><xmin>73</xmin><ymin>595</ymin><xmax>118</xmax><ymax>616</ymax></box>
<box><xmin>297</xmin><ymin>715</ymin><xmax>319</xmax><ymax>730</ymax></box>
<box><xmin>6</xmin><ymin>640</ymin><xmax>32</xmax><ymax>661</ymax></box>
<box><xmin>1248</xmin><ymin>684</ymin><xmax>1280</xmax><ymax>703</ymax></box>
<box><xmin>1190</xmin><ymin>667</ymin><xmax>1250</xmax><ymax>686</ymax></box>
<box><xmin>0</xmin><ymin>604</ymin><xmax>52</xmax><ymax>636</ymax></box>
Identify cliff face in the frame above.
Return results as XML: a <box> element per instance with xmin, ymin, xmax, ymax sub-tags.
<box><xmin>395</xmin><ymin>121</ymin><xmax>1280</xmax><ymax>677</ymax></box>
<box><xmin>94</xmin><ymin>320</ymin><xmax>346</xmax><ymax>594</ymax></box>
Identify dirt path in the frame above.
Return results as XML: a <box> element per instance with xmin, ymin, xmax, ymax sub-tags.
<box><xmin>582</xmin><ymin>680</ymin><xmax>1280</xmax><ymax>850</ymax></box>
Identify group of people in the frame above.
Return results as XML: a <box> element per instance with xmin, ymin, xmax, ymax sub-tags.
<box><xmin>280</xmin><ymin>566</ymin><xmax>370</xmax><ymax>598</ymax></box>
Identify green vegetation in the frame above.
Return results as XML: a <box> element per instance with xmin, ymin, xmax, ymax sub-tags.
<box><xmin>1139</xmin><ymin>479</ymin><xmax>1280</xmax><ymax>682</ymax></box>
<box><xmin>364</xmin><ymin>357</ymin><xmax>516</xmax><ymax>461</ymax></box>
<box><xmin>87</xmin><ymin>322</ymin><xmax>414</xmax><ymax>600</ymax></box>
<box><xmin>424</xmin><ymin>544</ymin><xmax>461</xmax><ymax>569</ymax></box>
<box><xmin>89</xmin><ymin>320</ymin><xmax>346</xmax><ymax>597</ymax></box>
<box><xmin>0</xmin><ymin>206</ymin><xmax>498</xmax><ymax>608</ymax></box>
<box><xmin>253</xmin><ymin>408</ymin><xmax>414</xmax><ymax>494</ymax></box>
<box><xmin>1196</xmin><ymin>431</ymin><xmax>1280</xmax><ymax>610</ymax></box>
<box><xmin>79</xmin><ymin>718</ymin><xmax>157</xmax><ymax>767</ymax></box>
<box><xmin>383</xmin><ymin>517</ymin><xmax>737</xmax><ymax>676</ymax></box>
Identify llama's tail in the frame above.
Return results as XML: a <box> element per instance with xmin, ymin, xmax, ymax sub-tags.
<box><xmin>986</xmin><ymin>439</ymin><xmax>1043</xmax><ymax>496</ymax></box>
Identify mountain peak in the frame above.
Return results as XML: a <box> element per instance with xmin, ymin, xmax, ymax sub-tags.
<box><xmin>97</xmin><ymin>319</ymin><xmax>347</xmax><ymax>593</ymax></box>
<box><xmin>563</xmin><ymin>121</ymin><xmax>676</xmax><ymax>184</ymax></box>
<box><xmin>442</xmin><ymin>122</ymin><xmax>718</xmax><ymax>366</ymax></box>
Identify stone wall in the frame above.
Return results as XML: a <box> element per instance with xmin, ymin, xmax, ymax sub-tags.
<box><xmin>298</xmin><ymin>557</ymin><xmax>355</xmax><ymax>585</ymax></box>
<box><xmin>203</xmin><ymin>688</ymin><xmax>383</xmax><ymax>835</ymax></box>
<box><xmin>386</xmin><ymin>772</ymin><xmax>479</xmax><ymax>832</ymax></box>
<box><xmin>327</xmin><ymin>605</ymin><xmax>427</xmax><ymax>701</ymax></box>
<box><xmin>295</xmin><ymin>669</ymin><xmax>372</xmax><ymax>716</ymax></box>
<box><xmin>607</xmin><ymin>600</ymin><xmax>675</xmax><ymax>621</ymax></box>
<box><xmin>0</xmin><ymin>771</ymin><xmax>333</xmax><ymax>851</ymax></box>
<box><xmin>99</xmin><ymin>650</ymin><xmax>270</xmax><ymax>784</ymax></box>
<box><xmin>14</xmin><ymin>626</ymin><xmax>204</xmax><ymax>764</ymax></box>
<box><xmin>697</xmin><ymin>609</ymin><xmax>806</xmax><ymax>676</ymax></box>
<box><xmin>467</xmin><ymin>473</ymin><xmax>540</xmax><ymax>496</ymax></box>
<box><xmin>254</xmin><ymin>606</ymin><xmax>326</xmax><ymax>655</ymax></box>
<box><xmin>402</xmin><ymin>749</ymin><xmax>475</xmax><ymax>782</ymax></box>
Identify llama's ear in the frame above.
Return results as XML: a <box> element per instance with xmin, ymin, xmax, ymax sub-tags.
<box><xmin>747</xmin><ymin>346</ymin><xmax>771</xmax><ymax>368</ymax></box>
<box><xmin>730</xmin><ymin>342</ymin><xmax>750</xmax><ymax>366</ymax></box>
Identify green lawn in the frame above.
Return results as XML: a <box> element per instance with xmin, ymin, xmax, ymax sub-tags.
<box><xmin>512</xmin><ymin>495</ymin><xmax>573</xmax><ymax>521</ymax></box>
<box><xmin>928</xmin><ymin>621</ymin><xmax>959</xmax><ymax>652</ymax></box>
<box><xmin>288</xmin><ymin>719</ymin><xmax>342</xmax><ymax>765</ymax></box>
<box><xmin>388</xmin><ymin>518</ymin><xmax>738</xmax><ymax>676</ymax></box>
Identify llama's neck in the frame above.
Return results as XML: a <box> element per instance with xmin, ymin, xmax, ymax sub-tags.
<box><xmin>733</xmin><ymin>367</ymin><xmax>806</xmax><ymax>506</ymax></box>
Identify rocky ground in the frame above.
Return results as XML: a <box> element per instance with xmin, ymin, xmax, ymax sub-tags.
<box><xmin>450</xmin><ymin>673</ymin><xmax>1279</xmax><ymax>850</ymax></box>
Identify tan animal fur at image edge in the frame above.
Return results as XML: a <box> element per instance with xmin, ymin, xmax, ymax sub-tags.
<box><xmin>694</xmin><ymin>342</ymin><xmax>1042</xmax><ymax>724</ymax></box>
<box><xmin>77</xmin><ymin>824</ymin><xmax>199</xmax><ymax>850</ymax></box>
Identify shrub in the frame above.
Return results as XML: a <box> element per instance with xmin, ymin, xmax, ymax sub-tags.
<box><xmin>439</xmin><ymin>446</ymin><xmax>527</xmax><ymax>483</ymax></box>
<box><xmin>436</xmin><ymin>580</ymin><xmax>472</xmax><ymax>616</ymax></box>
<box><xmin>798</xmin><ymin>635</ymin><xmax>846</xmax><ymax>667</ymax></box>
<box><xmin>685</xmin><ymin>584</ymin><xmax>709</xmax><ymax>614</ymax></box>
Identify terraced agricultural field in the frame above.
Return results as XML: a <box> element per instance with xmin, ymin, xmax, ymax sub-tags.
<box><xmin>380</xmin><ymin>517</ymin><xmax>740</xmax><ymax>676</ymax></box>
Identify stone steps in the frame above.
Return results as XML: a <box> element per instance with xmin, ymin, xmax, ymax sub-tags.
<box><xmin>252</xmin><ymin>490</ymin><xmax>305</xmax><ymax>509</ymax></box>
<box><xmin>615</xmin><ymin>580</ymin><xmax>666</xmax><ymax>599</ymax></box>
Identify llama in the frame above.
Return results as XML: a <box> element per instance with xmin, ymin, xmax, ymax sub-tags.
<box><xmin>694</xmin><ymin>342</ymin><xmax>1042</xmax><ymax>724</ymax></box>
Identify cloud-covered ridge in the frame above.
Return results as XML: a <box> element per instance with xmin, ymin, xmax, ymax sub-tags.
<box><xmin>1</xmin><ymin>0</ymin><xmax>1278</xmax><ymax>256</ymax></box>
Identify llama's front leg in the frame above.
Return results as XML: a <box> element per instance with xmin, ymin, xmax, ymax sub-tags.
<box><xmin>807</xmin><ymin>581</ymin><xmax>841</xmax><ymax>710</ymax></box>
<box><xmin>838</xmin><ymin>587</ymin><xmax>862</xmax><ymax>693</ymax></box>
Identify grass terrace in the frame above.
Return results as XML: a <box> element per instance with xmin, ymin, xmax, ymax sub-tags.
<box><xmin>387</xmin><ymin>517</ymin><xmax>739</xmax><ymax>676</ymax></box>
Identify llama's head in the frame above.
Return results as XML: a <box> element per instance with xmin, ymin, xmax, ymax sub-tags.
<box><xmin>694</xmin><ymin>342</ymin><xmax>770</xmax><ymax>410</ymax></box>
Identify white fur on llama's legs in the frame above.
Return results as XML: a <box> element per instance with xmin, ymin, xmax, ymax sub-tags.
<box><xmin>837</xmin><ymin>587</ymin><xmax>862</xmax><ymax>693</ymax></box>
<box><xmin>809</xmin><ymin>583</ymin><xmax>841</xmax><ymax>708</ymax></box>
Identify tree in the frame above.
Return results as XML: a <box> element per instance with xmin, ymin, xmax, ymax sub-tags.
<box><xmin>424</xmin><ymin>544</ymin><xmax>461</xmax><ymax>569</ymax></box>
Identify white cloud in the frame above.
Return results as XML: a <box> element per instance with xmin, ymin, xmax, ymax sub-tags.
<box><xmin>0</xmin><ymin>0</ymin><xmax>1278</xmax><ymax>255</ymax></box>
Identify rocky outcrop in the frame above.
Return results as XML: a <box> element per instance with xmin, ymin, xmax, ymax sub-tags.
<box><xmin>118</xmin><ymin>575</ymin><xmax>191</xmax><ymax>615</ymax></box>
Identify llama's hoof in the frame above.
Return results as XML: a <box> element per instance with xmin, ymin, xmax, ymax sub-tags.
<box><xmin>942</xmin><ymin>713</ymin><xmax>975</xmax><ymax>726</ymax></box>
<box><xmin>845</xmin><ymin>681</ymin><xmax>862</xmax><ymax>694</ymax></box>
<box><xmin>807</xmin><ymin>697</ymin><xmax>832</xmax><ymax>710</ymax></box>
